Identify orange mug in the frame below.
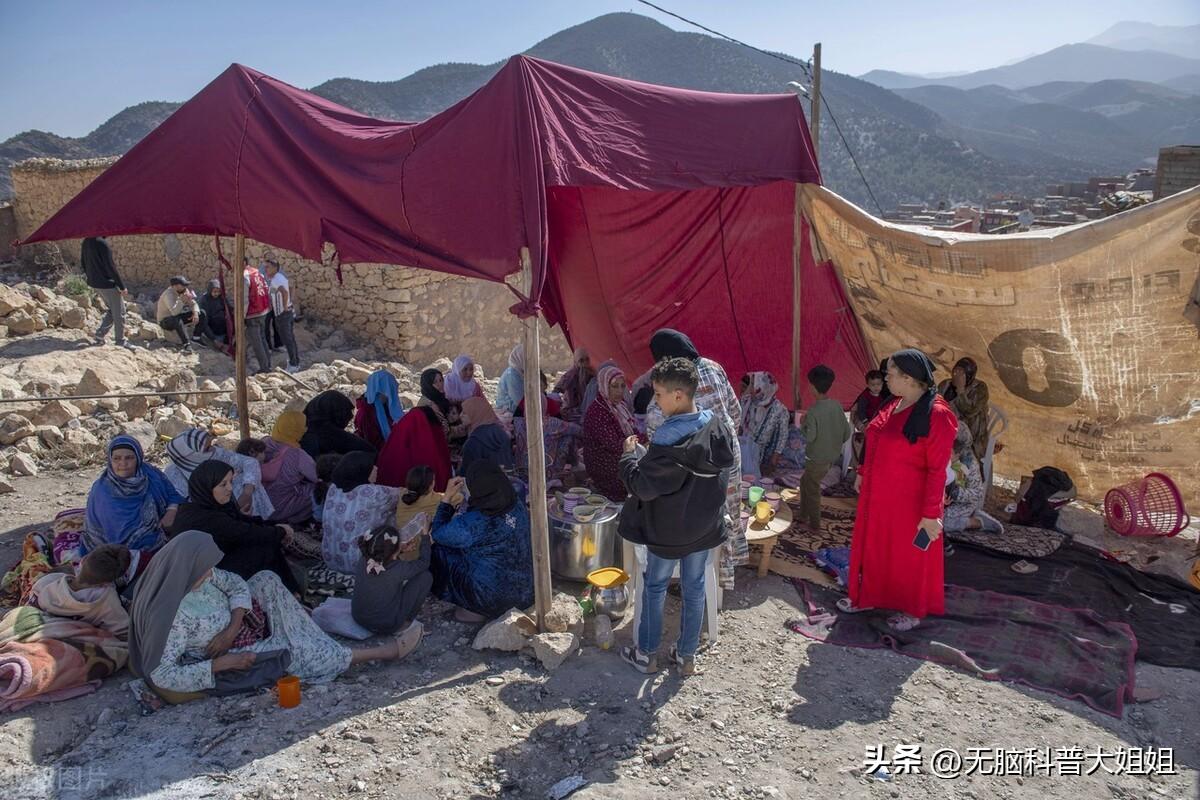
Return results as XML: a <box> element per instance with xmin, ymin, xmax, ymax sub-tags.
<box><xmin>277</xmin><ymin>675</ymin><xmax>301</xmax><ymax>708</ymax></box>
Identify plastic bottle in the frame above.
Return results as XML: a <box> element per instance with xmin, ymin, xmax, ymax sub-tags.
<box><xmin>593</xmin><ymin>614</ymin><xmax>614</xmax><ymax>650</ymax></box>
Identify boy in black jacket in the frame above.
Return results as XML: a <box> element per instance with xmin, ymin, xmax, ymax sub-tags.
<box><xmin>617</xmin><ymin>357</ymin><xmax>735</xmax><ymax>675</ymax></box>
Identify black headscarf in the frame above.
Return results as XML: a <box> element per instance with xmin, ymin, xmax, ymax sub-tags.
<box><xmin>889</xmin><ymin>348</ymin><xmax>938</xmax><ymax>445</ymax></box>
<box><xmin>650</xmin><ymin>329</ymin><xmax>700</xmax><ymax>362</ymax></box>
<box><xmin>331</xmin><ymin>450</ymin><xmax>376</xmax><ymax>493</ymax></box>
<box><xmin>186</xmin><ymin>460</ymin><xmax>237</xmax><ymax>514</ymax></box>
<box><xmin>305</xmin><ymin>391</ymin><xmax>355</xmax><ymax>431</ymax></box>
<box><xmin>942</xmin><ymin>357</ymin><xmax>978</xmax><ymax>403</ymax></box>
<box><xmin>465</xmin><ymin>461</ymin><xmax>517</xmax><ymax>518</ymax></box>
<box><xmin>877</xmin><ymin>358</ymin><xmax>894</xmax><ymax>401</ymax></box>
<box><xmin>420</xmin><ymin>369</ymin><xmax>452</xmax><ymax>416</ymax></box>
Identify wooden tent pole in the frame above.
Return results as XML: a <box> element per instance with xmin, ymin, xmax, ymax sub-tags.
<box><xmin>520</xmin><ymin>247</ymin><xmax>553</xmax><ymax>631</ymax></box>
<box><xmin>810</xmin><ymin>43</ymin><xmax>822</xmax><ymax>160</ymax></box>
<box><xmin>233</xmin><ymin>234</ymin><xmax>250</xmax><ymax>440</ymax></box>
<box><xmin>791</xmin><ymin>184</ymin><xmax>804</xmax><ymax>414</ymax></box>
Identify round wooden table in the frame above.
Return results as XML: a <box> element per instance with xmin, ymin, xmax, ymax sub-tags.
<box><xmin>744</xmin><ymin>499</ymin><xmax>793</xmax><ymax>577</ymax></box>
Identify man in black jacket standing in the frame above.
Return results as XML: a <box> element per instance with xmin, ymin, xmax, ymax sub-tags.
<box><xmin>81</xmin><ymin>236</ymin><xmax>133</xmax><ymax>349</ymax></box>
<box><xmin>617</xmin><ymin>357</ymin><xmax>735</xmax><ymax>676</ymax></box>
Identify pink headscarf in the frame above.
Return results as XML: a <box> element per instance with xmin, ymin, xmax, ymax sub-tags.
<box><xmin>596</xmin><ymin>364</ymin><xmax>636</xmax><ymax>437</ymax></box>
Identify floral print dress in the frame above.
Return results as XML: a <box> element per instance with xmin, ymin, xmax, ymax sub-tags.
<box><xmin>150</xmin><ymin>568</ymin><xmax>352</xmax><ymax>693</ymax></box>
<box><xmin>321</xmin><ymin>484</ymin><xmax>402</xmax><ymax>574</ymax></box>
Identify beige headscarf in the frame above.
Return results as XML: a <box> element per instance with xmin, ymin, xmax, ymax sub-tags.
<box><xmin>461</xmin><ymin>396</ymin><xmax>501</xmax><ymax>434</ymax></box>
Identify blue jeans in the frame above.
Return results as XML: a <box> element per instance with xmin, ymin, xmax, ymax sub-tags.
<box><xmin>638</xmin><ymin>549</ymin><xmax>709</xmax><ymax>658</ymax></box>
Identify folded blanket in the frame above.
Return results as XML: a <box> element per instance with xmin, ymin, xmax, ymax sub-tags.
<box><xmin>0</xmin><ymin>639</ymin><xmax>103</xmax><ymax>712</ymax></box>
<box><xmin>0</xmin><ymin>606</ymin><xmax>127</xmax><ymax>711</ymax></box>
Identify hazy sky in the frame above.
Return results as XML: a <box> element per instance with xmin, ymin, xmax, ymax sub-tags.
<box><xmin>2</xmin><ymin>0</ymin><xmax>1198</xmax><ymax>141</ymax></box>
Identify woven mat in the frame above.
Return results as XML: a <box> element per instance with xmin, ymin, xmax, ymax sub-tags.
<box><xmin>756</xmin><ymin>495</ymin><xmax>856</xmax><ymax>583</ymax></box>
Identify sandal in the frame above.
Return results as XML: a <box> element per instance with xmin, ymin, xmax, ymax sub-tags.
<box><xmin>1011</xmin><ymin>560</ymin><xmax>1039</xmax><ymax>575</ymax></box>
<box><xmin>394</xmin><ymin>621</ymin><xmax>424</xmax><ymax>659</ymax></box>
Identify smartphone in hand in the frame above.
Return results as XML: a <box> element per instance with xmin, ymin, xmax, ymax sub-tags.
<box><xmin>913</xmin><ymin>527</ymin><xmax>933</xmax><ymax>551</ymax></box>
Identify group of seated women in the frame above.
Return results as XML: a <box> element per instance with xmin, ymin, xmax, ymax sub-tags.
<box><xmin>57</xmin><ymin>339</ymin><xmax>744</xmax><ymax>705</ymax></box>
<box><xmin>64</xmin><ymin>354</ymin><xmax>550</xmax><ymax>705</ymax></box>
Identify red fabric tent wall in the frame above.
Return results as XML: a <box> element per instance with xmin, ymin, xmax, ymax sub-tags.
<box><xmin>545</xmin><ymin>183</ymin><xmax>873</xmax><ymax>408</ymax></box>
<box><xmin>18</xmin><ymin>56</ymin><xmax>870</xmax><ymax>402</ymax></box>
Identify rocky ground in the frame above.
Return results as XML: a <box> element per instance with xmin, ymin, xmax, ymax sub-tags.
<box><xmin>0</xmin><ymin>277</ymin><xmax>464</xmax><ymax>482</ymax></box>
<box><xmin>0</xmin><ymin>276</ymin><xmax>1198</xmax><ymax>800</ymax></box>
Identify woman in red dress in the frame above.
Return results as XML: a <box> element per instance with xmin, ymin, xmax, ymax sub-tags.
<box><xmin>843</xmin><ymin>349</ymin><xmax>957</xmax><ymax>630</ymax></box>
<box><xmin>375</xmin><ymin>407</ymin><xmax>452</xmax><ymax>492</ymax></box>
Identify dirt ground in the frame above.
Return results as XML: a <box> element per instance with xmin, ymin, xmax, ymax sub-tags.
<box><xmin>0</xmin><ymin>470</ymin><xmax>1197</xmax><ymax>800</ymax></box>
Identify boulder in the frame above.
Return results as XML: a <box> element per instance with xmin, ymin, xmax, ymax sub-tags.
<box><xmin>0</xmin><ymin>285</ymin><xmax>34</xmax><ymax>316</ymax></box>
<box><xmin>31</xmin><ymin>399</ymin><xmax>79</xmax><ymax>428</ymax></box>
<box><xmin>30</xmin><ymin>286</ymin><xmax>56</xmax><ymax>304</ymax></box>
<box><xmin>120</xmin><ymin>420</ymin><xmax>157</xmax><ymax>453</ymax></box>
<box><xmin>246</xmin><ymin>381</ymin><xmax>266</xmax><ymax>402</ymax></box>
<box><xmin>129</xmin><ymin>323</ymin><xmax>164</xmax><ymax>343</ymax></box>
<box><xmin>424</xmin><ymin>358</ymin><xmax>454</xmax><ymax>375</ymax></box>
<box><xmin>530</xmin><ymin>632</ymin><xmax>579</xmax><ymax>671</ymax></box>
<box><xmin>0</xmin><ymin>477</ymin><xmax>13</xmax><ymax>494</ymax></box>
<box><xmin>192</xmin><ymin>379</ymin><xmax>221</xmax><ymax>409</ymax></box>
<box><xmin>472</xmin><ymin>609</ymin><xmax>538</xmax><ymax>652</ymax></box>
<box><xmin>62</xmin><ymin>428</ymin><xmax>100</xmax><ymax>455</ymax></box>
<box><xmin>119</xmin><ymin>395</ymin><xmax>150</xmax><ymax>419</ymax></box>
<box><xmin>0</xmin><ymin>414</ymin><xmax>36</xmax><ymax>446</ymax></box>
<box><xmin>4</xmin><ymin>310</ymin><xmax>41</xmax><ymax>336</ymax></box>
<box><xmin>155</xmin><ymin>416</ymin><xmax>192</xmax><ymax>440</ymax></box>
<box><xmin>343</xmin><ymin>365</ymin><xmax>372</xmax><ymax>383</ymax></box>
<box><xmin>75</xmin><ymin>368</ymin><xmax>115</xmax><ymax>398</ymax></box>
<box><xmin>37</xmin><ymin>426</ymin><xmax>65</xmax><ymax>448</ymax></box>
<box><xmin>542</xmin><ymin>592</ymin><xmax>585</xmax><ymax>635</ymax></box>
<box><xmin>59</xmin><ymin>306</ymin><xmax>88</xmax><ymax>330</ymax></box>
<box><xmin>8</xmin><ymin>452</ymin><xmax>38</xmax><ymax>476</ymax></box>
<box><xmin>174</xmin><ymin>404</ymin><xmax>195</xmax><ymax>424</ymax></box>
<box><xmin>16</xmin><ymin>437</ymin><xmax>43</xmax><ymax>456</ymax></box>
<box><xmin>161</xmin><ymin>369</ymin><xmax>197</xmax><ymax>394</ymax></box>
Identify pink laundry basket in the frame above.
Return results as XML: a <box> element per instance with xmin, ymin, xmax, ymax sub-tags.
<box><xmin>1104</xmin><ymin>473</ymin><xmax>1190</xmax><ymax>538</ymax></box>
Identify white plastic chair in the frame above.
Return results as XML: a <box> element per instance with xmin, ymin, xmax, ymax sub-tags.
<box><xmin>623</xmin><ymin>539</ymin><xmax>722</xmax><ymax>648</ymax></box>
<box><xmin>980</xmin><ymin>404</ymin><xmax>1008</xmax><ymax>508</ymax></box>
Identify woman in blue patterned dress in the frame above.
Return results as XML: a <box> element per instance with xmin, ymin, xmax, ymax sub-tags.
<box><xmin>430</xmin><ymin>462</ymin><xmax>533</xmax><ymax>622</ymax></box>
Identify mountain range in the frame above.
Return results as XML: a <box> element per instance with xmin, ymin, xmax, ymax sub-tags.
<box><xmin>2</xmin><ymin>14</ymin><xmax>1198</xmax><ymax>211</ymax></box>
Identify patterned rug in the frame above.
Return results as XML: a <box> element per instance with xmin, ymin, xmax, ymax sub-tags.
<box><xmin>788</xmin><ymin>578</ymin><xmax>1138</xmax><ymax>718</ymax></box>
<box><xmin>759</xmin><ymin>495</ymin><xmax>856</xmax><ymax>582</ymax></box>
<box><xmin>946</xmin><ymin>524</ymin><xmax>1069</xmax><ymax>559</ymax></box>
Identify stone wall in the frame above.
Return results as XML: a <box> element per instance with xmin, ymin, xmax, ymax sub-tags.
<box><xmin>10</xmin><ymin>158</ymin><xmax>571</xmax><ymax>376</ymax></box>
<box><xmin>1154</xmin><ymin>146</ymin><xmax>1200</xmax><ymax>200</ymax></box>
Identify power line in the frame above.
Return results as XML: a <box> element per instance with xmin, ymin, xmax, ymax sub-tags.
<box><xmin>633</xmin><ymin>0</ymin><xmax>886</xmax><ymax>215</ymax></box>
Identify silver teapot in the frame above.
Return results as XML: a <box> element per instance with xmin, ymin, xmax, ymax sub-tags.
<box><xmin>590</xmin><ymin>583</ymin><xmax>630</xmax><ymax>619</ymax></box>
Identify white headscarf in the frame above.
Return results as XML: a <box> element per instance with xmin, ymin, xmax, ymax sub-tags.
<box><xmin>507</xmin><ymin>344</ymin><xmax>526</xmax><ymax>375</ymax></box>
<box><xmin>445</xmin><ymin>355</ymin><xmax>480</xmax><ymax>402</ymax></box>
<box><xmin>741</xmin><ymin>371</ymin><xmax>780</xmax><ymax>433</ymax></box>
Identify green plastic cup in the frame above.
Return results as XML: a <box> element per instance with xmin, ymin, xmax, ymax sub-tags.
<box><xmin>748</xmin><ymin>486</ymin><xmax>765</xmax><ymax>506</ymax></box>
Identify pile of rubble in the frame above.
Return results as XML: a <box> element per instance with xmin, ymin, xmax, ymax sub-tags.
<box><xmin>0</xmin><ymin>280</ymin><xmax>168</xmax><ymax>344</ymax></box>
<box><xmin>0</xmin><ymin>280</ymin><xmax>493</xmax><ymax>486</ymax></box>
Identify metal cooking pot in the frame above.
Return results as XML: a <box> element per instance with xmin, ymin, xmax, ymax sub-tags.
<box><xmin>548</xmin><ymin>502</ymin><xmax>621</xmax><ymax>580</ymax></box>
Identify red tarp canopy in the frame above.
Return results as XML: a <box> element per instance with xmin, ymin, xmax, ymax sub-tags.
<box><xmin>20</xmin><ymin>56</ymin><xmax>871</xmax><ymax>406</ymax></box>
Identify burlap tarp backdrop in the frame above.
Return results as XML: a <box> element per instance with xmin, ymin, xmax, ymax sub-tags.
<box><xmin>800</xmin><ymin>184</ymin><xmax>1200</xmax><ymax>510</ymax></box>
